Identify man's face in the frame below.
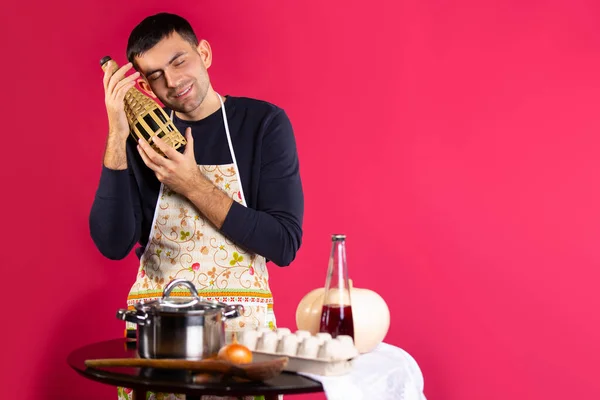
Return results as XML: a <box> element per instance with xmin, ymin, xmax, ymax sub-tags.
<box><xmin>135</xmin><ymin>32</ymin><xmax>211</xmax><ymax>115</ymax></box>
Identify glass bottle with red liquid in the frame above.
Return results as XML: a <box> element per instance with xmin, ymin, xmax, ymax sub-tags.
<box><xmin>319</xmin><ymin>234</ymin><xmax>355</xmax><ymax>339</ymax></box>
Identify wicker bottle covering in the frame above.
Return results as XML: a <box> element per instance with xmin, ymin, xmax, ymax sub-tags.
<box><xmin>100</xmin><ymin>56</ymin><xmax>187</xmax><ymax>156</ymax></box>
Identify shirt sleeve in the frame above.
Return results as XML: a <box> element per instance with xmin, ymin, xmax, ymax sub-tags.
<box><xmin>220</xmin><ymin>109</ymin><xmax>304</xmax><ymax>267</ymax></box>
<box><xmin>88</xmin><ymin>156</ymin><xmax>143</xmax><ymax>260</ymax></box>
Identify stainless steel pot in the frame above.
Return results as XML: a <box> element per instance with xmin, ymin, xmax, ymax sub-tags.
<box><xmin>117</xmin><ymin>279</ymin><xmax>244</xmax><ymax>360</ymax></box>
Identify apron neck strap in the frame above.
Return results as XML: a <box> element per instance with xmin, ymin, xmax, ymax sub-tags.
<box><xmin>170</xmin><ymin>95</ymin><xmax>247</xmax><ymax>206</ymax></box>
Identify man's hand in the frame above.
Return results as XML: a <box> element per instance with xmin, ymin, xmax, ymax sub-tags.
<box><xmin>102</xmin><ymin>61</ymin><xmax>140</xmax><ymax>170</ymax></box>
<box><xmin>137</xmin><ymin>127</ymin><xmax>203</xmax><ymax>196</ymax></box>
<box><xmin>137</xmin><ymin>127</ymin><xmax>234</xmax><ymax>229</ymax></box>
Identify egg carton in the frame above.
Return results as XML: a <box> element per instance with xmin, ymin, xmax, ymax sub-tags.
<box><xmin>239</xmin><ymin>327</ymin><xmax>359</xmax><ymax>376</ymax></box>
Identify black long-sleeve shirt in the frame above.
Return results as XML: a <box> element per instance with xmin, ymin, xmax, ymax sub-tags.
<box><xmin>89</xmin><ymin>96</ymin><xmax>304</xmax><ymax>267</ymax></box>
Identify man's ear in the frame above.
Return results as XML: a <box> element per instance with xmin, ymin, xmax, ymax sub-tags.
<box><xmin>137</xmin><ymin>78</ymin><xmax>157</xmax><ymax>99</ymax></box>
<box><xmin>197</xmin><ymin>39</ymin><xmax>212</xmax><ymax>69</ymax></box>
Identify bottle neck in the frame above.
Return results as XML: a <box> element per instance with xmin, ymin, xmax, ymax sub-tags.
<box><xmin>323</xmin><ymin>238</ymin><xmax>351</xmax><ymax>306</ymax></box>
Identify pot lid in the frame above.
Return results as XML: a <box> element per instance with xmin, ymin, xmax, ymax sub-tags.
<box><xmin>135</xmin><ymin>279</ymin><xmax>230</xmax><ymax>314</ymax></box>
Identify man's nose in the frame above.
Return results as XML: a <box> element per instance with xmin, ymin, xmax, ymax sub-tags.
<box><xmin>164</xmin><ymin>70</ymin><xmax>180</xmax><ymax>89</ymax></box>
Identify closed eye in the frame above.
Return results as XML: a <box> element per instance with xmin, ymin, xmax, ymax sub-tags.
<box><xmin>149</xmin><ymin>73</ymin><xmax>162</xmax><ymax>81</ymax></box>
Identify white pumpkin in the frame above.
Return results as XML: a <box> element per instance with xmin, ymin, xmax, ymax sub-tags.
<box><xmin>295</xmin><ymin>281</ymin><xmax>391</xmax><ymax>353</ymax></box>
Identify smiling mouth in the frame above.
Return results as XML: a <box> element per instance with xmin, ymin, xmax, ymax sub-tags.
<box><xmin>175</xmin><ymin>85</ymin><xmax>192</xmax><ymax>98</ymax></box>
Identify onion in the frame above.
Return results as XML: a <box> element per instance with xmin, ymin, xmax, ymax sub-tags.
<box><xmin>217</xmin><ymin>333</ymin><xmax>253</xmax><ymax>364</ymax></box>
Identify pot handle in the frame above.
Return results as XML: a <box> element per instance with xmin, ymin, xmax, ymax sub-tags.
<box><xmin>162</xmin><ymin>279</ymin><xmax>200</xmax><ymax>308</ymax></box>
<box><xmin>222</xmin><ymin>304</ymin><xmax>244</xmax><ymax>320</ymax></box>
<box><xmin>117</xmin><ymin>309</ymin><xmax>148</xmax><ymax>326</ymax></box>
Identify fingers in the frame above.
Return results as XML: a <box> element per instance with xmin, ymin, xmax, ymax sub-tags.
<box><xmin>113</xmin><ymin>76</ymin><xmax>138</xmax><ymax>102</ymax></box>
<box><xmin>152</xmin><ymin>135</ymin><xmax>181</xmax><ymax>160</ymax></box>
<box><xmin>183</xmin><ymin>127</ymin><xmax>194</xmax><ymax>157</ymax></box>
<box><xmin>106</xmin><ymin>62</ymin><xmax>132</xmax><ymax>94</ymax></box>
<box><xmin>137</xmin><ymin>144</ymin><xmax>162</xmax><ymax>175</ymax></box>
<box><xmin>102</xmin><ymin>61</ymin><xmax>117</xmax><ymax>91</ymax></box>
<box><xmin>137</xmin><ymin>139</ymin><xmax>169</xmax><ymax>171</ymax></box>
<box><xmin>106</xmin><ymin>62</ymin><xmax>139</xmax><ymax>98</ymax></box>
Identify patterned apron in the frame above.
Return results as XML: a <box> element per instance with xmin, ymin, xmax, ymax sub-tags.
<box><xmin>119</xmin><ymin>95</ymin><xmax>276</xmax><ymax>400</ymax></box>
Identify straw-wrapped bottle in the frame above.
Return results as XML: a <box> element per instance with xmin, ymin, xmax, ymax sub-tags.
<box><xmin>100</xmin><ymin>56</ymin><xmax>187</xmax><ymax>156</ymax></box>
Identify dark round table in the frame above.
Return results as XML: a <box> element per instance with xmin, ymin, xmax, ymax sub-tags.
<box><xmin>68</xmin><ymin>338</ymin><xmax>324</xmax><ymax>399</ymax></box>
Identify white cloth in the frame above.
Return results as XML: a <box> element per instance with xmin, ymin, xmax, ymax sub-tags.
<box><xmin>299</xmin><ymin>342</ymin><xmax>427</xmax><ymax>400</ymax></box>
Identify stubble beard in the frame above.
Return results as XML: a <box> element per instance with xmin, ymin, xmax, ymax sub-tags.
<box><xmin>167</xmin><ymin>81</ymin><xmax>210</xmax><ymax>115</ymax></box>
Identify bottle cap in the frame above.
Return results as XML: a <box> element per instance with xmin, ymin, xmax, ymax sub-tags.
<box><xmin>100</xmin><ymin>56</ymin><xmax>112</xmax><ymax>67</ymax></box>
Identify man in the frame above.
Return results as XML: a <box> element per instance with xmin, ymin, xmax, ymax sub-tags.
<box><xmin>89</xmin><ymin>12</ymin><xmax>303</xmax><ymax>400</ymax></box>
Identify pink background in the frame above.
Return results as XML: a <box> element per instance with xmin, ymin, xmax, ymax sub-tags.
<box><xmin>3</xmin><ymin>0</ymin><xmax>600</xmax><ymax>399</ymax></box>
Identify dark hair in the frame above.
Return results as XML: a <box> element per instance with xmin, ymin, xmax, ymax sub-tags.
<box><xmin>127</xmin><ymin>13</ymin><xmax>199</xmax><ymax>65</ymax></box>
